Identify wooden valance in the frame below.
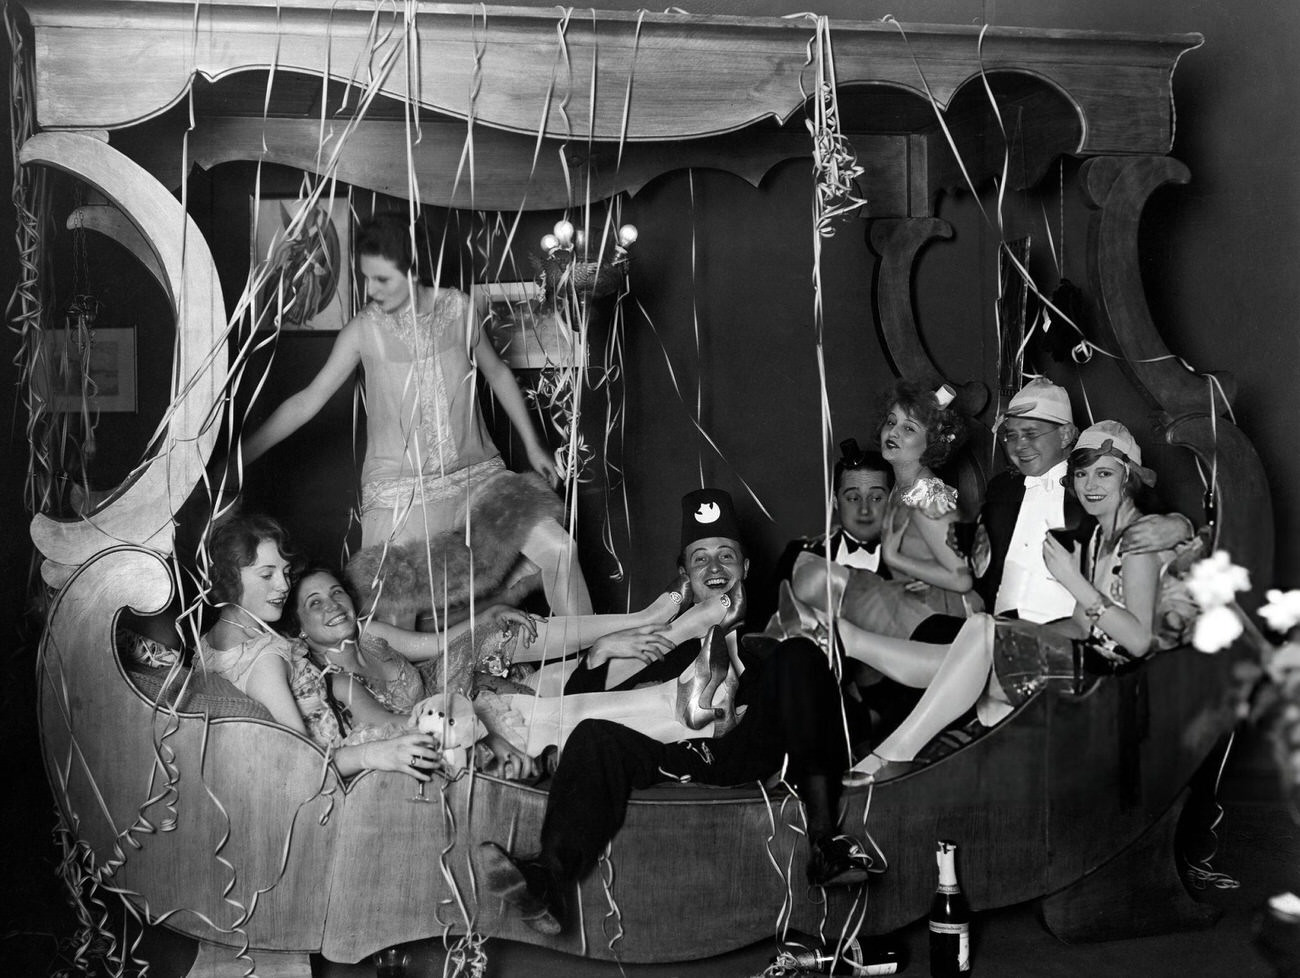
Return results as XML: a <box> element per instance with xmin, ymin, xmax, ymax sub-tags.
<box><xmin>24</xmin><ymin>1</ymin><xmax>1199</xmax><ymax>156</ymax></box>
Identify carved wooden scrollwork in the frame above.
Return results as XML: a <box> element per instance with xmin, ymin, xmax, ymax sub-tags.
<box><xmin>20</xmin><ymin>132</ymin><xmax>227</xmax><ymax>582</ymax></box>
<box><xmin>1081</xmin><ymin>154</ymin><xmax>1273</xmax><ymax>585</ymax></box>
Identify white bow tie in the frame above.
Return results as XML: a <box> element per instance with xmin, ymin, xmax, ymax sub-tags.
<box><xmin>1027</xmin><ymin>474</ymin><xmax>1060</xmax><ymax>492</ymax></box>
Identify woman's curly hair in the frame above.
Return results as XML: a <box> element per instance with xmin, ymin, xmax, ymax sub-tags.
<box><xmin>207</xmin><ymin>514</ymin><xmax>302</xmax><ymax>607</ymax></box>
<box><xmin>878</xmin><ymin>379</ymin><xmax>970</xmax><ymax>468</ymax></box>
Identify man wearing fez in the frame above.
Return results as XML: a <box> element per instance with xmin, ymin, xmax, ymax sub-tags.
<box><xmin>482</xmin><ymin>488</ymin><xmax>875</xmax><ymax>935</ymax></box>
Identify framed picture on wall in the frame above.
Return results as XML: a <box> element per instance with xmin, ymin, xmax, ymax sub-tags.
<box><xmin>34</xmin><ymin>326</ymin><xmax>137</xmax><ymax>413</ymax></box>
<box><xmin>481</xmin><ymin>281</ymin><xmax>581</xmax><ymax>368</ymax></box>
<box><xmin>250</xmin><ymin>195</ymin><xmax>352</xmax><ymax>331</ymax></box>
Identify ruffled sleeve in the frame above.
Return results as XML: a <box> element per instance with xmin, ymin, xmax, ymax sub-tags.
<box><xmin>898</xmin><ymin>477</ymin><xmax>958</xmax><ymax>520</ymax></box>
<box><xmin>200</xmin><ymin>631</ymin><xmax>294</xmax><ymax>695</ymax></box>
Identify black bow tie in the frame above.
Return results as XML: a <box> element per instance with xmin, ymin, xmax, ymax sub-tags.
<box><xmin>842</xmin><ymin>534</ymin><xmax>879</xmax><ymax>556</ymax></box>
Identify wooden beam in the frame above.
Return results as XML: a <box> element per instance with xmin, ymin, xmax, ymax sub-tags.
<box><xmin>22</xmin><ymin>2</ymin><xmax>1200</xmax><ymax>154</ymax></box>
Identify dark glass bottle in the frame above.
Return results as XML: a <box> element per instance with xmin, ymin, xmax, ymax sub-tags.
<box><xmin>929</xmin><ymin>840</ymin><xmax>971</xmax><ymax>976</ymax></box>
<box><xmin>773</xmin><ymin>929</ymin><xmax>902</xmax><ymax>975</ymax></box>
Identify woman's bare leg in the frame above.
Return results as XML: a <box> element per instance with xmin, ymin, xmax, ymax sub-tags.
<box><xmin>600</xmin><ymin>593</ymin><xmax>732</xmax><ymax>689</ymax></box>
<box><xmin>508</xmin><ymin>590</ymin><xmax>706</xmax><ymax>668</ymax></box>
<box><xmin>791</xmin><ymin>555</ymin><xmax>849</xmax><ymax>614</ymax></box>
<box><xmin>521</xmin><ymin>518</ymin><xmax>594</xmax><ymax>617</ymax></box>
<box><xmin>864</xmin><ymin>614</ymin><xmax>996</xmax><ymax>764</ymax></box>
<box><xmin>835</xmin><ymin>618</ymin><xmax>951</xmax><ymax>688</ymax></box>
<box><xmin>508</xmin><ymin>679</ymin><xmax>710</xmax><ymax>756</ymax></box>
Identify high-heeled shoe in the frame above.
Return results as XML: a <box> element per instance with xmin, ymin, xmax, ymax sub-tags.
<box><xmin>717</xmin><ymin>581</ymin><xmax>748</xmax><ymax>634</ymax></box>
<box><xmin>676</xmin><ymin>625</ymin><xmax>731</xmax><ymax>729</ymax></box>
<box><xmin>661</xmin><ymin>571</ymin><xmax>694</xmax><ymax>621</ymax></box>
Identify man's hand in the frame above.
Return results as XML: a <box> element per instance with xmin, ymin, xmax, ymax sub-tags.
<box><xmin>586</xmin><ymin>625</ymin><xmax>675</xmax><ymax>670</ymax></box>
<box><xmin>1120</xmin><ymin>513</ymin><xmax>1193</xmax><ymax>555</ymax></box>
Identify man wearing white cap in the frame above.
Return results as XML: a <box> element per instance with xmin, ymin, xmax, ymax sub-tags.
<box><xmin>974</xmin><ymin>377</ymin><xmax>1190</xmax><ymax>625</ymax></box>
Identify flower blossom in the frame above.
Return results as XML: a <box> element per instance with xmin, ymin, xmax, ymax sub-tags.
<box><xmin>1192</xmin><ymin>604</ymin><xmax>1244</xmax><ymax>653</ymax></box>
<box><xmin>1185</xmin><ymin>550</ymin><xmax>1252</xmax><ymax>611</ymax></box>
<box><xmin>1260</xmin><ymin>589</ymin><xmax>1300</xmax><ymax>634</ymax></box>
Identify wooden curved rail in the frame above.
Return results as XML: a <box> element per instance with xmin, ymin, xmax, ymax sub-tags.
<box><xmin>20</xmin><ymin>132</ymin><xmax>227</xmax><ymax>582</ymax></box>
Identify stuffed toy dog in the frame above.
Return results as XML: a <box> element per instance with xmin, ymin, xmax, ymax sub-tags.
<box><xmin>411</xmin><ymin>692</ymin><xmax>486</xmax><ymax>775</ymax></box>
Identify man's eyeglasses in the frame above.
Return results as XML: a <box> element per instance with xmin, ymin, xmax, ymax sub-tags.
<box><xmin>998</xmin><ymin>424</ymin><xmax>1061</xmax><ymax>447</ymax></box>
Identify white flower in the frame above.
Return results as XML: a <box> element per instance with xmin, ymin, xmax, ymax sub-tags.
<box><xmin>1185</xmin><ymin>550</ymin><xmax>1252</xmax><ymax>610</ymax></box>
<box><xmin>1192</xmin><ymin>604</ymin><xmax>1244</xmax><ymax>653</ymax></box>
<box><xmin>1260</xmin><ymin>589</ymin><xmax>1300</xmax><ymax>634</ymax></box>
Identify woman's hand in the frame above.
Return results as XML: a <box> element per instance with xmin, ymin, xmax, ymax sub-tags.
<box><xmin>882</xmin><ymin>506</ymin><xmax>911</xmax><ymax>561</ymax></box>
<box><xmin>526</xmin><ymin>441</ymin><xmax>559</xmax><ymax>487</ymax></box>
<box><xmin>1042</xmin><ymin>535</ymin><xmax>1085</xmax><ymax>590</ymax></box>
<box><xmin>586</xmin><ymin>625</ymin><xmax>674</xmax><ymax>670</ymax></box>
<box><xmin>363</xmin><ymin>731</ymin><xmax>444</xmax><ymax>781</ymax></box>
<box><xmin>481</xmin><ymin>731</ymin><xmax>539</xmax><ymax>782</ymax></box>
<box><xmin>491</xmin><ymin>606</ymin><xmax>540</xmax><ymax>647</ymax></box>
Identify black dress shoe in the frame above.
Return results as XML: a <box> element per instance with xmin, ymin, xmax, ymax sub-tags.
<box><xmin>807</xmin><ymin>834</ymin><xmax>876</xmax><ymax>887</ymax></box>
<box><xmin>480</xmin><ymin>842</ymin><xmax>565</xmax><ymax>935</ymax></box>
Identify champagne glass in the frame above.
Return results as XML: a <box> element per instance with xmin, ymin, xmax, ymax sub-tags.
<box><xmin>410</xmin><ymin>751</ymin><xmax>438</xmax><ymax>804</ymax></box>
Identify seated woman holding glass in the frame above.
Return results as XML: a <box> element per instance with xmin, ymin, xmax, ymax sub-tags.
<box><xmin>200</xmin><ymin>514</ymin><xmax>444</xmax><ymax>780</ymax></box>
<box><xmin>844</xmin><ymin>420</ymin><xmax>1180</xmax><ymax>782</ymax></box>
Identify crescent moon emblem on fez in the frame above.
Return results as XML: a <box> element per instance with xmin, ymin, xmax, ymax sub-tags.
<box><xmin>695</xmin><ymin>502</ymin><xmax>721</xmax><ymax>524</ymax></box>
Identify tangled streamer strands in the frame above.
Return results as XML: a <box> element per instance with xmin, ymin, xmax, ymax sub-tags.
<box><xmin>10</xmin><ymin>5</ymin><xmax>1238</xmax><ymax>973</ymax></box>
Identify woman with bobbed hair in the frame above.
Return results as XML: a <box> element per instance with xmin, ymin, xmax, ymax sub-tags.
<box><xmin>201</xmin><ymin>514</ymin><xmax>443</xmax><ymax>780</ymax></box>
<box><xmin>790</xmin><ymin>379</ymin><xmax>979</xmax><ymax>645</ymax></box>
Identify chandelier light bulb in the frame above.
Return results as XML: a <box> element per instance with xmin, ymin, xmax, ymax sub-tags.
<box><xmin>540</xmin><ymin>233</ymin><xmax>560</xmax><ymax>252</ymax></box>
<box><xmin>617</xmin><ymin>224</ymin><xmax>639</xmax><ymax>248</ymax></box>
<box><xmin>553</xmin><ymin>220</ymin><xmax>575</xmax><ymax>246</ymax></box>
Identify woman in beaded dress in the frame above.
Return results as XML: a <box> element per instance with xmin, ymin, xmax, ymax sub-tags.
<box><xmin>241</xmin><ymin>212</ymin><xmax>592</xmax><ymax>627</ymax></box>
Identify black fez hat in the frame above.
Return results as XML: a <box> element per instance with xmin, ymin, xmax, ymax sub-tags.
<box><xmin>680</xmin><ymin>488</ymin><xmax>742</xmax><ymax>550</ymax></box>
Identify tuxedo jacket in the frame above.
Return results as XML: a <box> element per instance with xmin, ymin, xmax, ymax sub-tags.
<box><xmin>976</xmin><ymin>470</ymin><xmax>1089</xmax><ymax>613</ymax></box>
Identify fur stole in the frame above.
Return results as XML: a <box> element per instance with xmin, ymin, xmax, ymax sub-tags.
<box><xmin>346</xmin><ymin>470</ymin><xmax>564</xmax><ymax>621</ymax></box>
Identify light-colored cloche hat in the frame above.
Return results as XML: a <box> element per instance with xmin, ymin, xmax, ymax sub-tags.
<box><xmin>1074</xmin><ymin>420</ymin><xmax>1157</xmax><ymax>487</ymax></box>
<box><xmin>998</xmin><ymin>377</ymin><xmax>1074</xmax><ymax>428</ymax></box>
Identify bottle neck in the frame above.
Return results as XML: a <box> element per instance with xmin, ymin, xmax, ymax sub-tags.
<box><xmin>936</xmin><ymin>843</ymin><xmax>959</xmax><ymax>890</ymax></box>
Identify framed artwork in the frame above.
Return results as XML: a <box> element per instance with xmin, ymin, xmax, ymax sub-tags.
<box><xmin>36</xmin><ymin>326</ymin><xmax>137</xmax><ymax>413</ymax></box>
<box><xmin>481</xmin><ymin>281</ymin><xmax>581</xmax><ymax>368</ymax></box>
<box><xmin>251</xmin><ymin>195</ymin><xmax>352</xmax><ymax>331</ymax></box>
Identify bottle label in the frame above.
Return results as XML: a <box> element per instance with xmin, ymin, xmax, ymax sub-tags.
<box><xmin>937</xmin><ymin>883</ymin><xmax>960</xmax><ymax>894</ymax></box>
<box><xmin>929</xmin><ymin>921</ymin><xmax>968</xmax><ymax>936</ymax></box>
